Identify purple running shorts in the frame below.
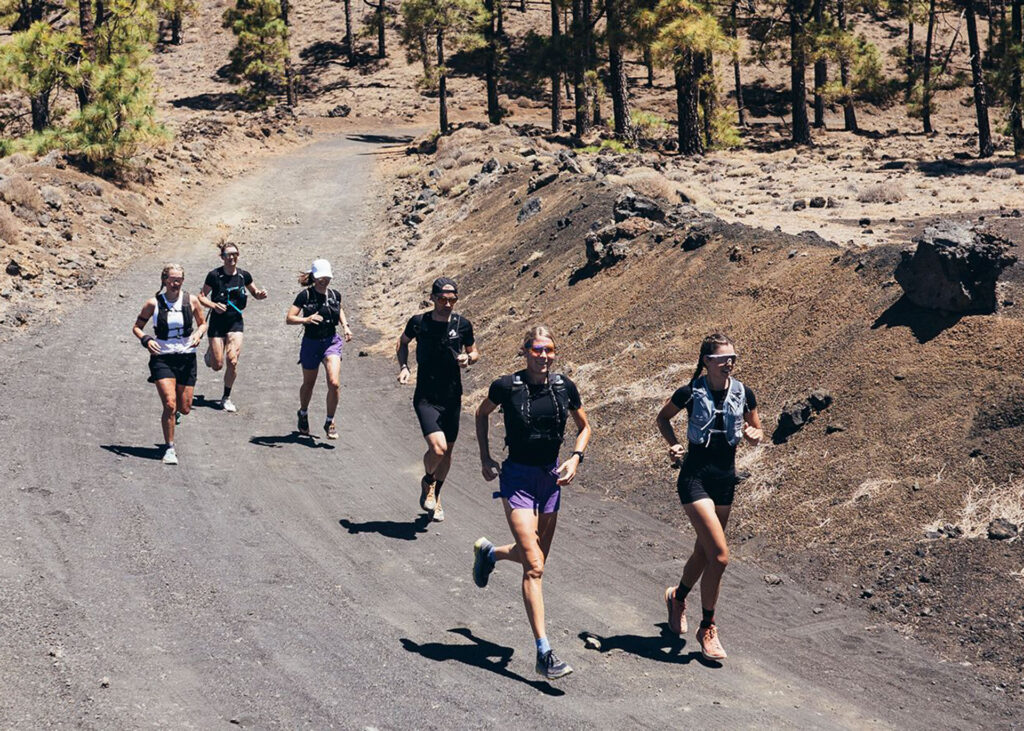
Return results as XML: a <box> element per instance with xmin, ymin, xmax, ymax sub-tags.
<box><xmin>496</xmin><ymin>459</ymin><xmax>561</xmax><ymax>514</ymax></box>
<box><xmin>298</xmin><ymin>334</ymin><xmax>343</xmax><ymax>370</ymax></box>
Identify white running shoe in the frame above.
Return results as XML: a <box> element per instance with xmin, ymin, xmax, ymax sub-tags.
<box><xmin>221</xmin><ymin>398</ymin><xmax>237</xmax><ymax>413</ymax></box>
<box><xmin>162</xmin><ymin>446</ymin><xmax>178</xmax><ymax>465</ymax></box>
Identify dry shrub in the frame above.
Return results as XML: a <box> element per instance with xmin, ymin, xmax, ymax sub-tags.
<box><xmin>608</xmin><ymin>169</ymin><xmax>681</xmax><ymax>203</ymax></box>
<box><xmin>395</xmin><ymin>164</ymin><xmax>423</xmax><ymax>179</ymax></box>
<box><xmin>856</xmin><ymin>181</ymin><xmax>905</xmax><ymax>204</ymax></box>
<box><xmin>952</xmin><ymin>478</ymin><xmax>1024</xmax><ymax>538</ymax></box>
<box><xmin>986</xmin><ymin>167</ymin><xmax>1015</xmax><ymax>180</ymax></box>
<box><xmin>0</xmin><ymin>207</ymin><xmax>20</xmax><ymax>244</ymax></box>
<box><xmin>0</xmin><ymin>175</ymin><xmax>45</xmax><ymax>212</ymax></box>
<box><xmin>437</xmin><ymin>163</ymin><xmax>477</xmax><ymax>194</ymax></box>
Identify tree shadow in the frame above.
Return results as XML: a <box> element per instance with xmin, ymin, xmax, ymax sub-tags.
<box><xmin>872</xmin><ymin>295</ymin><xmax>964</xmax><ymax>344</ymax></box>
<box><xmin>346</xmin><ymin>133</ymin><xmax>415</xmax><ymax>145</ymax></box>
<box><xmin>170</xmin><ymin>92</ymin><xmax>255</xmax><ymax>112</ymax></box>
<box><xmin>400</xmin><ymin>628</ymin><xmax>566</xmax><ymax>696</ymax></box>
<box><xmin>299</xmin><ymin>40</ymin><xmax>349</xmax><ymax>68</ymax></box>
<box><xmin>578</xmin><ymin>625</ymin><xmax>718</xmax><ymax>667</ymax></box>
<box><xmin>100</xmin><ymin>444</ymin><xmax>165</xmax><ymax>461</ymax></box>
<box><xmin>339</xmin><ymin>513</ymin><xmax>432</xmax><ymax>541</ymax></box>
<box><xmin>249</xmin><ymin>432</ymin><xmax>335</xmax><ymax>449</ymax></box>
<box><xmin>916</xmin><ymin>158</ymin><xmax>1024</xmax><ymax>177</ymax></box>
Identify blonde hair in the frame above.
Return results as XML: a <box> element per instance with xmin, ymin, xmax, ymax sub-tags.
<box><xmin>158</xmin><ymin>263</ymin><xmax>184</xmax><ymax>296</ymax></box>
<box><xmin>521</xmin><ymin>325</ymin><xmax>555</xmax><ymax>355</ymax></box>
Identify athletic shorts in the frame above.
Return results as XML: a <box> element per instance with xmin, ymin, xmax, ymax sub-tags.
<box><xmin>413</xmin><ymin>396</ymin><xmax>461</xmax><ymax>442</ymax></box>
<box><xmin>207</xmin><ymin>314</ymin><xmax>244</xmax><ymax>338</ymax></box>
<box><xmin>148</xmin><ymin>353</ymin><xmax>197</xmax><ymax>386</ymax></box>
<box><xmin>298</xmin><ymin>334</ymin><xmax>343</xmax><ymax>370</ymax></box>
<box><xmin>677</xmin><ymin>465</ymin><xmax>738</xmax><ymax>506</ymax></box>
<box><xmin>496</xmin><ymin>459</ymin><xmax>561</xmax><ymax>514</ymax></box>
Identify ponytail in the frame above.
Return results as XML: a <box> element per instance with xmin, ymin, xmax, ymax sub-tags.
<box><xmin>297</xmin><ymin>270</ymin><xmax>314</xmax><ymax>287</ymax></box>
<box><xmin>692</xmin><ymin>332</ymin><xmax>733</xmax><ymax>383</ymax></box>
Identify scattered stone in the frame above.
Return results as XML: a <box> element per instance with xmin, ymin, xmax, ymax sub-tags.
<box><xmin>583</xmin><ymin>633</ymin><xmax>602</xmax><ymax>650</ymax></box>
<box><xmin>615</xmin><ymin>216</ymin><xmax>653</xmax><ymax>240</ymax></box>
<box><xmin>861</xmin><ymin>589</ymin><xmax>874</xmax><ymax>598</ymax></box>
<box><xmin>812</xmin><ymin>607</ymin><xmax>824</xmax><ymax>614</ymax></box>
<box><xmin>481</xmin><ymin>157</ymin><xmax>501</xmax><ymax>174</ymax></box>
<box><xmin>556</xmin><ymin>216</ymin><xmax>572</xmax><ymax>230</ymax></box>
<box><xmin>681</xmin><ymin>222</ymin><xmax>713</xmax><ymax>251</ymax></box>
<box><xmin>327</xmin><ymin>104</ymin><xmax>351</xmax><ymax>118</ymax></box>
<box><xmin>987</xmin><ymin>518</ymin><xmax>1019</xmax><ymax>540</ymax></box>
<box><xmin>826</xmin><ymin>423</ymin><xmax>846</xmax><ymax>434</ymax></box>
<box><xmin>74</xmin><ymin>180</ymin><xmax>102</xmax><ymax>197</ymax></box>
<box><xmin>40</xmin><ymin>186</ymin><xmax>63</xmax><ymax>210</ymax></box>
<box><xmin>100</xmin><ymin>677</ymin><xmax>110</xmax><ymax>688</ymax></box>
<box><xmin>809</xmin><ymin>196</ymin><xmax>827</xmax><ymax>208</ymax></box>
<box><xmin>774</xmin><ymin>400</ymin><xmax>812</xmax><ymax>442</ymax></box>
<box><xmin>100</xmin><ymin>213</ymin><xmax>114</xmax><ymax>224</ymax></box>
<box><xmin>728</xmin><ymin>245</ymin><xmax>743</xmax><ymax>262</ymax></box>
<box><xmin>808</xmin><ymin>390</ymin><xmax>833</xmax><ymax>411</ymax></box>
<box><xmin>792</xmin><ymin>199</ymin><xmax>806</xmax><ymax>211</ymax></box>
<box><xmin>859</xmin><ymin>217</ymin><xmax>871</xmax><ymax>227</ymax></box>
<box><xmin>358</xmin><ymin>350</ymin><xmax>369</xmax><ymax>357</ymax></box>
<box><xmin>517</xmin><ymin>196</ymin><xmax>542</xmax><ymax>223</ymax></box>
<box><xmin>613</xmin><ymin>190</ymin><xmax>665</xmax><ymax>223</ymax></box>
<box><xmin>527</xmin><ymin>170</ymin><xmax>559</xmax><ymax>193</ymax></box>
<box><xmin>403</xmin><ymin>212</ymin><xmax>424</xmax><ymax>227</ymax></box>
<box><xmin>763</xmin><ymin>574</ymin><xmax>783</xmax><ymax>585</ymax></box>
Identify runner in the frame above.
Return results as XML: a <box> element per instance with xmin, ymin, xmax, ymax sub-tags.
<box><xmin>471</xmin><ymin>326</ymin><xmax>591</xmax><ymax>680</ymax></box>
<box><xmin>198</xmin><ymin>240</ymin><xmax>268</xmax><ymax>412</ymax></box>
<box><xmin>396</xmin><ymin>277</ymin><xmax>479</xmax><ymax>522</ymax></box>
<box><xmin>131</xmin><ymin>264</ymin><xmax>208</xmax><ymax>465</ymax></box>
<box><xmin>654</xmin><ymin>332</ymin><xmax>763</xmax><ymax>661</ymax></box>
<box><xmin>285</xmin><ymin>259</ymin><xmax>353</xmax><ymax>439</ymax></box>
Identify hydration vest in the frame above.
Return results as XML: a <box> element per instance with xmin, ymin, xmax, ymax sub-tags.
<box><xmin>412</xmin><ymin>313</ymin><xmax>462</xmax><ymax>352</ymax></box>
<box><xmin>155</xmin><ymin>291</ymin><xmax>193</xmax><ymax>340</ymax></box>
<box><xmin>503</xmin><ymin>372</ymin><xmax>571</xmax><ymax>446</ymax></box>
<box><xmin>686</xmin><ymin>375</ymin><xmax>746</xmax><ymax>447</ymax></box>
<box><xmin>302</xmin><ymin>287</ymin><xmax>340</xmax><ymax>325</ymax></box>
<box><xmin>214</xmin><ymin>270</ymin><xmax>248</xmax><ymax>311</ymax></box>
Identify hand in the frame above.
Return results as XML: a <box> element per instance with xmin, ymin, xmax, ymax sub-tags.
<box><xmin>306</xmin><ymin>313</ymin><xmax>323</xmax><ymax>325</ymax></box>
<box><xmin>212</xmin><ymin>302</ymin><xmax>228</xmax><ymax>314</ymax></box>
<box><xmin>254</xmin><ymin>289</ymin><xmax>268</xmax><ymax>300</ymax></box>
<box><xmin>397</xmin><ymin>366</ymin><xmax>410</xmax><ymax>384</ymax></box>
<box><xmin>743</xmin><ymin>424</ymin><xmax>763</xmax><ymax>445</ymax></box>
<box><xmin>481</xmin><ymin>457</ymin><xmax>501</xmax><ymax>481</ymax></box>
<box><xmin>456</xmin><ymin>353</ymin><xmax>469</xmax><ymax>368</ymax></box>
<box><xmin>555</xmin><ymin>457</ymin><xmax>579</xmax><ymax>486</ymax></box>
<box><xmin>343</xmin><ymin>325</ymin><xmax>353</xmax><ymax>342</ymax></box>
<box><xmin>188</xmin><ymin>333</ymin><xmax>203</xmax><ymax>349</ymax></box>
<box><xmin>146</xmin><ymin>339</ymin><xmax>162</xmax><ymax>355</ymax></box>
<box><xmin>668</xmin><ymin>443</ymin><xmax>685</xmax><ymax>464</ymax></box>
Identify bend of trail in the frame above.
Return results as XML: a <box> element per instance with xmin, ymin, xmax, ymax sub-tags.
<box><xmin>0</xmin><ymin>134</ymin><xmax>1014</xmax><ymax>729</ymax></box>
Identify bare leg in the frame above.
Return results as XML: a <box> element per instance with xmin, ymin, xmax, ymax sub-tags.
<box><xmin>155</xmin><ymin>379</ymin><xmax>177</xmax><ymax>444</ymax></box>
<box><xmin>499</xmin><ymin>501</ymin><xmax>558</xmax><ymax>640</ymax></box>
<box><xmin>682</xmin><ymin>500</ymin><xmax>732</xmax><ymax>611</ymax></box>
<box><xmin>208</xmin><ymin>337</ymin><xmax>226</xmax><ymax>371</ymax></box>
<box><xmin>176</xmin><ymin>384</ymin><xmax>195</xmax><ymax>415</ymax></box>
<box><xmin>423</xmin><ymin>431</ymin><xmax>448</xmax><ymax>477</ymax></box>
<box><xmin>323</xmin><ymin>355</ymin><xmax>341</xmax><ymax>418</ymax></box>
<box><xmin>223</xmin><ymin>332</ymin><xmax>243</xmax><ymax>389</ymax></box>
<box><xmin>299</xmin><ymin>368</ymin><xmax>318</xmax><ymax>411</ymax></box>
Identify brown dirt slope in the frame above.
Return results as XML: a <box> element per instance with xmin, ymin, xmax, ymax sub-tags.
<box><xmin>365</xmin><ymin>124</ymin><xmax>1024</xmax><ymax>695</ymax></box>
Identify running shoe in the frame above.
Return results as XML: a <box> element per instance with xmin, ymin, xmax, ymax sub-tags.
<box><xmin>162</xmin><ymin>446</ymin><xmax>178</xmax><ymax>465</ymax></box>
<box><xmin>473</xmin><ymin>537</ymin><xmax>495</xmax><ymax>587</ymax></box>
<box><xmin>697</xmin><ymin>623</ymin><xmax>727</xmax><ymax>661</ymax></box>
<box><xmin>324</xmin><ymin>419</ymin><xmax>338</xmax><ymax>440</ymax></box>
<box><xmin>221</xmin><ymin>398</ymin><xmax>237</xmax><ymax>413</ymax></box>
<box><xmin>432</xmin><ymin>501</ymin><xmax>445</xmax><ymax>522</ymax></box>
<box><xmin>420</xmin><ymin>476</ymin><xmax>437</xmax><ymax>511</ymax></box>
<box><xmin>535</xmin><ymin>649</ymin><xmax>573</xmax><ymax>680</ymax></box>
<box><xmin>174</xmin><ymin>411</ymin><xmax>181</xmax><ymax>426</ymax></box>
<box><xmin>664</xmin><ymin>586</ymin><xmax>688</xmax><ymax>635</ymax></box>
<box><xmin>297</xmin><ymin>410</ymin><xmax>309</xmax><ymax>435</ymax></box>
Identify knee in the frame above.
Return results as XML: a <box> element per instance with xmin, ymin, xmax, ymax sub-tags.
<box><xmin>211</xmin><ymin>358</ymin><xmax>224</xmax><ymax>371</ymax></box>
<box><xmin>709</xmin><ymin>549</ymin><xmax>729</xmax><ymax>572</ymax></box>
<box><xmin>162</xmin><ymin>399</ymin><xmax>176</xmax><ymax>414</ymax></box>
<box><xmin>429</xmin><ymin>442</ymin><xmax>447</xmax><ymax>458</ymax></box>
<box><xmin>177</xmin><ymin>402</ymin><xmax>192</xmax><ymax>415</ymax></box>
<box><xmin>227</xmin><ymin>354</ymin><xmax>239</xmax><ymax>367</ymax></box>
<box><xmin>524</xmin><ymin>557</ymin><xmax>545</xmax><ymax>581</ymax></box>
<box><xmin>327</xmin><ymin>378</ymin><xmax>341</xmax><ymax>393</ymax></box>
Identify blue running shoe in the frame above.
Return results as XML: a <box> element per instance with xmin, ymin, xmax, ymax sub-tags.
<box><xmin>536</xmin><ymin>649</ymin><xmax>573</xmax><ymax>679</ymax></box>
<box><xmin>473</xmin><ymin>537</ymin><xmax>495</xmax><ymax>587</ymax></box>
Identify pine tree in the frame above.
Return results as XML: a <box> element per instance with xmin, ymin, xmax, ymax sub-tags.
<box><xmin>1010</xmin><ymin>0</ymin><xmax>1023</xmax><ymax>152</ymax></box>
<box><xmin>223</xmin><ymin>0</ymin><xmax>289</xmax><ymax>102</ymax></box>
<box><xmin>789</xmin><ymin>0</ymin><xmax>812</xmax><ymax>144</ymax></box>
<box><xmin>0</xmin><ymin>21</ymin><xmax>76</xmax><ymax>132</ymax></box>
<box><xmin>963</xmin><ymin>0</ymin><xmax>994</xmax><ymax>155</ymax></box>
<box><xmin>157</xmin><ymin>0</ymin><xmax>199</xmax><ymax>45</ymax></box>
<box><xmin>606</xmin><ymin>0</ymin><xmax>636</xmax><ymax>142</ymax></box>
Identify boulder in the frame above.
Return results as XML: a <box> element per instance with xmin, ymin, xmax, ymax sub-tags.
<box><xmin>894</xmin><ymin>221</ymin><xmax>1016</xmax><ymax>313</ymax></box>
<box><xmin>615</xmin><ymin>216</ymin><xmax>653</xmax><ymax>240</ymax></box>
<box><xmin>327</xmin><ymin>104</ymin><xmax>351</xmax><ymax>118</ymax></box>
<box><xmin>527</xmin><ymin>170</ymin><xmax>559</xmax><ymax>193</ymax></box>
<box><xmin>517</xmin><ymin>196</ymin><xmax>542</xmax><ymax>223</ymax></box>
<box><xmin>613</xmin><ymin>190</ymin><xmax>665</xmax><ymax>223</ymax></box>
<box><xmin>987</xmin><ymin>518</ymin><xmax>1019</xmax><ymax>540</ymax></box>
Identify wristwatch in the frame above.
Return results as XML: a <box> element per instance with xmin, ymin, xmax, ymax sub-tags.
<box><xmin>572</xmin><ymin>450</ymin><xmax>585</xmax><ymax>463</ymax></box>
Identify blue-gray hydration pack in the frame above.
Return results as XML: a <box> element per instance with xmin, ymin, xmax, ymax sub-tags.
<box><xmin>686</xmin><ymin>375</ymin><xmax>746</xmax><ymax>447</ymax></box>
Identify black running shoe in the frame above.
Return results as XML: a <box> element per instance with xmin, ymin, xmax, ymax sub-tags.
<box><xmin>297</xmin><ymin>410</ymin><xmax>310</xmax><ymax>435</ymax></box>
<box><xmin>536</xmin><ymin>649</ymin><xmax>573</xmax><ymax>680</ymax></box>
<box><xmin>473</xmin><ymin>537</ymin><xmax>495</xmax><ymax>587</ymax></box>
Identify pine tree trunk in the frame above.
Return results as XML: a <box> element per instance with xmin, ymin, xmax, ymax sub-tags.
<box><xmin>837</xmin><ymin>0</ymin><xmax>857</xmax><ymax>130</ymax></box>
<box><xmin>485</xmin><ymin>0</ymin><xmax>501</xmax><ymax>123</ymax></box>
<box><xmin>281</xmin><ymin>0</ymin><xmax>297</xmax><ymax>106</ymax></box>
<box><xmin>438</xmin><ymin>29</ymin><xmax>449</xmax><ymax>134</ymax></box>
<box><xmin>732</xmin><ymin>0</ymin><xmax>745</xmax><ymax>126</ymax></box>
<box><xmin>521</xmin><ymin>0</ymin><xmax>526</xmax><ymax>11</ymax></box>
<box><xmin>76</xmin><ymin>0</ymin><xmax>96</xmax><ymax>109</ymax></box>
<box><xmin>965</xmin><ymin>0</ymin><xmax>994</xmax><ymax>156</ymax></box>
<box><xmin>790</xmin><ymin>0</ymin><xmax>812</xmax><ymax>144</ymax></box>
<box><xmin>30</xmin><ymin>93</ymin><xmax>49</xmax><ymax>132</ymax></box>
<box><xmin>675</xmin><ymin>61</ymin><xmax>704</xmax><ymax>155</ymax></box>
<box><xmin>606</xmin><ymin>0</ymin><xmax>633</xmax><ymax>141</ymax></box>
<box><xmin>550</xmin><ymin>0</ymin><xmax>562</xmax><ymax>132</ymax></box>
<box><xmin>377</xmin><ymin>0</ymin><xmax>386</xmax><ymax>58</ymax></box>
<box><xmin>586</xmin><ymin>0</ymin><xmax>601</xmax><ymax>126</ymax></box>
<box><xmin>813</xmin><ymin>0</ymin><xmax>826</xmax><ymax>127</ymax></box>
<box><xmin>344</xmin><ymin>0</ymin><xmax>354</xmax><ymax>63</ymax></box>
<box><xmin>497</xmin><ymin>0</ymin><xmax>504</xmax><ymax>36</ymax></box>
<box><xmin>922</xmin><ymin>0</ymin><xmax>936</xmax><ymax>133</ymax></box>
<box><xmin>1012</xmin><ymin>0</ymin><xmax>1024</xmax><ymax>154</ymax></box>
<box><xmin>572</xmin><ymin>0</ymin><xmax>590</xmax><ymax>136</ymax></box>
<box><xmin>171</xmin><ymin>12</ymin><xmax>182</xmax><ymax>44</ymax></box>
<box><xmin>698</xmin><ymin>51</ymin><xmax>716</xmax><ymax>148</ymax></box>
<box><xmin>644</xmin><ymin>46</ymin><xmax>654</xmax><ymax>87</ymax></box>
<box><xmin>905</xmin><ymin>20</ymin><xmax>915</xmax><ymax>101</ymax></box>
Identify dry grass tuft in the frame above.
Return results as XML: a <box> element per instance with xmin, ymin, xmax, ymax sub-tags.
<box><xmin>954</xmin><ymin>478</ymin><xmax>1024</xmax><ymax>538</ymax></box>
<box><xmin>619</xmin><ymin>168</ymin><xmax>681</xmax><ymax>202</ymax></box>
<box><xmin>0</xmin><ymin>175</ymin><xmax>45</xmax><ymax>212</ymax></box>
<box><xmin>856</xmin><ymin>181</ymin><xmax>905</xmax><ymax>204</ymax></box>
<box><xmin>986</xmin><ymin>167</ymin><xmax>1015</xmax><ymax>180</ymax></box>
<box><xmin>437</xmin><ymin>163</ymin><xmax>477</xmax><ymax>195</ymax></box>
<box><xmin>0</xmin><ymin>207</ymin><xmax>20</xmax><ymax>244</ymax></box>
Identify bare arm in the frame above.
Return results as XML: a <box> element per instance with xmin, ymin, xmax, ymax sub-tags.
<box><xmin>475</xmin><ymin>397</ymin><xmax>501</xmax><ymax>480</ymax></box>
<box><xmin>132</xmin><ymin>299</ymin><xmax>160</xmax><ymax>354</ymax></box>
<box><xmin>555</xmin><ymin>407</ymin><xmax>592</xmax><ymax>485</ymax></box>
<box><xmin>246</xmin><ymin>281</ymin><xmax>268</xmax><ymax>299</ymax></box>
<box><xmin>189</xmin><ymin>295</ymin><xmax>208</xmax><ymax>346</ymax></box>
<box><xmin>656</xmin><ymin>398</ymin><xmax>686</xmax><ymax>463</ymax></box>
<box><xmin>197</xmin><ymin>283</ymin><xmax>223</xmax><ymax>312</ymax></box>
<box><xmin>338</xmin><ymin>302</ymin><xmax>353</xmax><ymax>341</ymax></box>
<box><xmin>286</xmin><ymin>303</ymin><xmax>318</xmax><ymax>326</ymax></box>
<box><xmin>743</xmin><ymin>407</ymin><xmax>764</xmax><ymax>445</ymax></box>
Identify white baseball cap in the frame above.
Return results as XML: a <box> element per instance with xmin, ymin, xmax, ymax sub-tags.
<box><xmin>311</xmin><ymin>259</ymin><xmax>333</xmax><ymax>280</ymax></box>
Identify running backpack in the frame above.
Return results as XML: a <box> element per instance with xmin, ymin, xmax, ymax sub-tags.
<box><xmin>155</xmin><ymin>291</ymin><xmax>193</xmax><ymax>340</ymax></box>
<box><xmin>215</xmin><ymin>270</ymin><xmax>248</xmax><ymax>311</ymax></box>
<box><xmin>686</xmin><ymin>375</ymin><xmax>746</xmax><ymax>447</ymax></box>
<box><xmin>502</xmin><ymin>372</ymin><xmax>571</xmax><ymax>446</ymax></box>
<box><xmin>302</xmin><ymin>287</ymin><xmax>340</xmax><ymax>325</ymax></box>
<box><xmin>411</xmin><ymin>312</ymin><xmax>462</xmax><ymax>352</ymax></box>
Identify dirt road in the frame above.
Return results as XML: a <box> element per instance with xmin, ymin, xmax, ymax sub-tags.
<box><xmin>0</xmin><ymin>134</ymin><xmax>1016</xmax><ymax>729</ymax></box>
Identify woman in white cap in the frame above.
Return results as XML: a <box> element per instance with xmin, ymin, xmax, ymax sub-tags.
<box><xmin>285</xmin><ymin>259</ymin><xmax>353</xmax><ymax>439</ymax></box>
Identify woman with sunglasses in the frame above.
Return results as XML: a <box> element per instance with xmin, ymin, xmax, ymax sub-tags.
<box><xmin>286</xmin><ymin>259</ymin><xmax>353</xmax><ymax>439</ymax></box>
<box><xmin>131</xmin><ymin>263</ymin><xmax>208</xmax><ymax>465</ymax></box>
<box><xmin>198</xmin><ymin>240</ymin><xmax>268</xmax><ymax>412</ymax></box>
<box><xmin>655</xmin><ymin>332</ymin><xmax>763</xmax><ymax>661</ymax></box>
<box><xmin>472</xmin><ymin>326</ymin><xmax>591</xmax><ymax>680</ymax></box>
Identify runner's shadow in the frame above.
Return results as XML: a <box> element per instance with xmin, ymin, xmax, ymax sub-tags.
<box><xmin>100</xmin><ymin>444</ymin><xmax>165</xmax><ymax>461</ymax></box>
<box><xmin>192</xmin><ymin>394</ymin><xmax>222</xmax><ymax>411</ymax></box>
<box><xmin>249</xmin><ymin>432</ymin><xmax>335</xmax><ymax>450</ymax></box>
<box><xmin>579</xmin><ymin>624</ymin><xmax>717</xmax><ymax>667</ymax></box>
<box><xmin>400</xmin><ymin>628</ymin><xmax>565</xmax><ymax>696</ymax></box>
<box><xmin>339</xmin><ymin>513</ymin><xmax>431</xmax><ymax>540</ymax></box>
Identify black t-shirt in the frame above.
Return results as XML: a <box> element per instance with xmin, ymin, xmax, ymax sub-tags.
<box><xmin>488</xmin><ymin>371</ymin><xmax>582</xmax><ymax>466</ymax></box>
<box><xmin>404</xmin><ymin>312</ymin><xmax>475</xmax><ymax>401</ymax></box>
<box><xmin>204</xmin><ymin>267</ymin><xmax>252</xmax><ymax>324</ymax></box>
<box><xmin>671</xmin><ymin>381</ymin><xmax>757</xmax><ymax>474</ymax></box>
<box><xmin>293</xmin><ymin>287</ymin><xmax>342</xmax><ymax>340</ymax></box>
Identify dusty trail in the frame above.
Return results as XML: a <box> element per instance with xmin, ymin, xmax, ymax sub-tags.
<box><xmin>0</xmin><ymin>133</ymin><xmax>1015</xmax><ymax>729</ymax></box>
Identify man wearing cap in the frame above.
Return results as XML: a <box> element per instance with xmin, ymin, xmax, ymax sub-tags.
<box><xmin>397</xmin><ymin>277</ymin><xmax>479</xmax><ymax>521</ymax></box>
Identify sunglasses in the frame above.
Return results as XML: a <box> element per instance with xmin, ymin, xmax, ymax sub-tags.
<box><xmin>529</xmin><ymin>345</ymin><xmax>556</xmax><ymax>355</ymax></box>
<box><xmin>221</xmin><ymin>252</ymin><xmax>239</xmax><ymax>258</ymax></box>
<box><xmin>436</xmin><ymin>295</ymin><xmax>458</xmax><ymax>304</ymax></box>
<box><xmin>165</xmin><ymin>277</ymin><xmax>184</xmax><ymax>285</ymax></box>
<box><xmin>706</xmin><ymin>353</ymin><xmax>737</xmax><ymax>364</ymax></box>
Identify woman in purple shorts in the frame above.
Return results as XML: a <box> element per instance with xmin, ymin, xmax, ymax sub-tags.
<box><xmin>285</xmin><ymin>259</ymin><xmax>353</xmax><ymax>439</ymax></box>
<box><xmin>472</xmin><ymin>326</ymin><xmax>591</xmax><ymax>680</ymax></box>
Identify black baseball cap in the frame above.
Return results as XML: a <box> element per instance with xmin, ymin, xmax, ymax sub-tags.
<box><xmin>431</xmin><ymin>277</ymin><xmax>458</xmax><ymax>295</ymax></box>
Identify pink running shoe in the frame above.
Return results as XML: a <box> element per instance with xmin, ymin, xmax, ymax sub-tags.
<box><xmin>664</xmin><ymin>587</ymin><xmax>687</xmax><ymax>635</ymax></box>
<box><xmin>697</xmin><ymin>623</ymin><xmax>727</xmax><ymax>661</ymax></box>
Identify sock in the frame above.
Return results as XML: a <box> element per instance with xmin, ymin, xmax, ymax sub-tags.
<box><xmin>536</xmin><ymin>637</ymin><xmax>551</xmax><ymax>655</ymax></box>
<box><xmin>166</xmin><ymin>442</ymin><xmax>174</xmax><ymax>449</ymax></box>
<box><xmin>222</xmin><ymin>386</ymin><xmax>232</xmax><ymax>400</ymax></box>
<box><xmin>299</xmin><ymin>409</ymin><xmax>308</xmax><ymax>416</ymax></box>
<box><xmin>700</xmin><ymin>608</ymin><xmax>715</xmax><ymax>628</ymax></box>
<box><xmin>325</xmin><ymin>415</ymin><xmax>335</xmax><ymax>424</ymax></box>
<box><xmin>675</xmin><ymin>581</ymin><xmax>692</xmax><ymax>601</ymax></box>
<box><xmin>486</xmin><ymin>545</ymin><xmax>496</xmax><ymax>562</ymax></box>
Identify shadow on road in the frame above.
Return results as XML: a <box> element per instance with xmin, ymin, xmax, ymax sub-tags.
<box><xmin>347</xmin><ymin>133</ymin><xmax>414</xmax><ymax>145</ymax></box>
<box><xmin>578</xmin><ymin>625</ymin><xmax>719</xmax><ymax>668</ymax></box>
<box><xmin>192</xmin><ymin>394</ymin><xmax>222</xmax><ymax>411</ymax></box>
<box><xmin>249</xmin><ymin>432</ymin><xmax>335</xmax><ymax>449</ymax></box>
<box><xmin>401</xmin><ymin>628</ymin><xmax>566</xmax><ymax>697</ymax></box>
<box><xmin>339</xmin><ymin>513</ymin><xmax>432</xmax><ymax>540</ymax></box>
<box><xmin>100</xmin><ymin>444</ymin><xmax>165</xmax><ymax>461</ymax></box>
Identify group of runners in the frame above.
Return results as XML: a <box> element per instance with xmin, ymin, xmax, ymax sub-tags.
<box><xmin>132</xmin><ymin>257</ymin><xmax>763</xmax><ymax>680</ymax></box>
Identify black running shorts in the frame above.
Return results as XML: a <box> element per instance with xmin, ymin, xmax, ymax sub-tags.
<box><xmin>207</xmin><ymin>313</ymin><xmax>244</xmax><ymax>338</ymax></box>
<box><xmin>148</xmin><ymin>353</ymin><xmax>198</xmax><ymax>386</ymax></box>
<box><xmin>677</xmin><ymin>466</ymin><xmax>738</xmax><ymax>506</ymax></box>
<box><xmin>413</xmin><ymin>396</ymin><xmax>461</xmax><ymax>442</ymax></box>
